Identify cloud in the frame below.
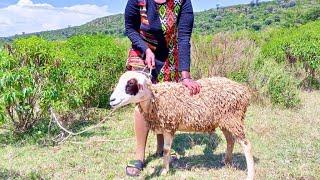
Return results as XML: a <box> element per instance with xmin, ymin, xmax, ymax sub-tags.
<box><xmin>0</xmin><ymin>0</ymin><xmax>110</xmax><ymax>37</ymax></box>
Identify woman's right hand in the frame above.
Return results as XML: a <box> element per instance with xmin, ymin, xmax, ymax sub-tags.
<box><xmin>145</xmin><ymin>48</ymin><xmax>155</xmax><ymax>69</ymax></box>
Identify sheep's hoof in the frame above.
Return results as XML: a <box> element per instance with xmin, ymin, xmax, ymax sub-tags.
<box><xmin>224</xmin><ymin>160</ymin><xmax>233</xmax><ymax>167</ymax></box>
<box><xmin>160</xmin><ymin>168</ymin><xmax>168</xmax><ymax>176</ymax></box>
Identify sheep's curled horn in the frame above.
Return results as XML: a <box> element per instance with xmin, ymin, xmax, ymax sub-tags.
<box><xmin>125</xmin><ymin>78</ymin><xmax>139</xmax><ymax>96</ymax></box>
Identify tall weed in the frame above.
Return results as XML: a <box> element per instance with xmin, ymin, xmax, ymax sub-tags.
<box><xmin>191</xmin><ymin>32</ymin><xmax>301</xmax><ymax>107</ymax></box>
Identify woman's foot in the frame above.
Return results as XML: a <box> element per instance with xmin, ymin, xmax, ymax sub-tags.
<box><xmin>126</xmin><ymin>160</ymin><xmax>144</xmax><ymax>177</ymax></box>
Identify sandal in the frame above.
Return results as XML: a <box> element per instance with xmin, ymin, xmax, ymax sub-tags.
<box><xmin>126</xmin><ymin>160</ymin><xmax>144</xmax><ymax>177</ymax></box>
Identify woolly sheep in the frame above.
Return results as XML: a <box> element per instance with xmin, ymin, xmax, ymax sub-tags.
<box><xmin>110</xmin><ymin>71</ymin><xmax>254</xmax><ymax>179</ymax></box>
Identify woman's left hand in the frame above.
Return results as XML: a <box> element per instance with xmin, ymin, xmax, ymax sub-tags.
<box><xmin>182</xmin><ymin>78</ymin><xmax>201</xmax><ymax>95</ymax></box>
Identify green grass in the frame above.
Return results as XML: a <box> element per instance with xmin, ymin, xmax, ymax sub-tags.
<box><xmin>0</xmin><ymin>92</ymin><xmax>319</xmax><ymax>179</ymax></box>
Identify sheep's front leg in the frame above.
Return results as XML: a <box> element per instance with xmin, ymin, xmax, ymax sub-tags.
<box><xmin>160</xmin><ymin>131</ymin><xmax>174</xmax><ymax>176</ymax></box>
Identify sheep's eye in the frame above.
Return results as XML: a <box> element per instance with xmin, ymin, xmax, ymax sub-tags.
<box><xmin>125</xmin><ymin>78</ymin><xmax>139</xmax><ymax>96</ymax></box>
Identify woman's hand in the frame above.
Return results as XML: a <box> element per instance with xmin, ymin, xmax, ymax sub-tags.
<box><xmin>181</xmin><ymin>71</ymin><xmax>201</xmax><ymax>95</ymax></box>
<box><xmin>145</xmin><ymin>48</ymin><xmax>155</xmax><ymax>69</ymax></box>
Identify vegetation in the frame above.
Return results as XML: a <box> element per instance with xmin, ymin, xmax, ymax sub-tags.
<box><xmin>0</xmin><ymin>91</ymin><xmax>319</xmax><ymax>179</ymax></box>
<box><xmin>190</xmin><ymin>30</ymin><xmax>301</xmax><ymax>108</ymax></box>
<box><xmin>262</xmin><ymin>21</ymin><xmax>320</xmax><ymax>89</ymax></box>
<box><xmin>1</xmin><ymin>0</ymin><xmax>320</xmax><ymax>42</ymax></box>
<box><xmin>1</xmin><ymin>18</ymin><xmax>319</xmax><ymax>134</ymax></box>
<box><xmin>0</xmin><ymin>35</ymin><xmax>127</xmax><ymax>134</ymax></box>
<box><xmin>0</xmin><ymin>0</ymin><xmax>319</xmax><ymax>179</ymax></box>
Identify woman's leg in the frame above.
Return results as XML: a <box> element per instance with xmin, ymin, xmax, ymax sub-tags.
<box><xmin>126</xmin><ymin>107</ymin><xmax>149</xmax><ymax>176</ymax></box>
<box><xmin>134</xmin><ymin>106</ymin><xmax>149</xmax><ymax>161</ymax></box>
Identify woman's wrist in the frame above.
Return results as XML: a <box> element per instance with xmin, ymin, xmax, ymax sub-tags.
<box><xmin>181</xmin><ymin>71</ymin><xmax>191</xmax><ymax>79</ymax></box>
<box><xmin>146</xmin><ymin>48</ymin><xmax>152</xmax><ymax>53</ymax></box>
<box><xmin>181</xmin><ymin>71</ymin><xmax>192</xmax><ymax>82</ymax></box>
<box><xmin>181</xmin><ymin>77</ymin><xmax>191</xmax><ymax>82</ymax></box>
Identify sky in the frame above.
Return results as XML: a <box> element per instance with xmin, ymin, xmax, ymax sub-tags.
<box><xmin>0</xmin><ymin>0</ymin><xmax>268</xmax><ymax>37</ymax></box>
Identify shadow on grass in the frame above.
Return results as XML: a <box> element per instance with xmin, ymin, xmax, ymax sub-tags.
<box><xmin>0</xmin><ymin>168</ymin><xmax>43</xmax><ymax>179</ymax></box>
<box><xmin>0</xmin><ymin>118</ymin><xmax>111</xmax><ymax>147</ymax></box>
<box><xmin>0</xmin><ymin>107</ymin><xmax>128</xmax><ymax>147</ymax></box>
<box><xmin>0</xmin><ymin>119</ymin><xmax>56</xmax><ymax>147</ymax></box>
<box><xmin>145</xmin><ymin>133</ymin><xmax>259</xmax><ymax>179</ymax></box>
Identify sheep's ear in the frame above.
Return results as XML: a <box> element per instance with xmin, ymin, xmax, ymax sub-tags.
<box><xmin>125</xmin><ymin>78</ymin><xmax>139</xmax><ymax>96</ymax></box>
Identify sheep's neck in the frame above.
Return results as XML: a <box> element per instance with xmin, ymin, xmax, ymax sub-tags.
<box><xmin>138</xmin><ymin>90</ymin><xmax>155</xmax><ymax>116</ymax></box>
<box><xmin>138</xmin><ymin>98</ymin><xmax>153</xmax><ymax>114</ymax></box>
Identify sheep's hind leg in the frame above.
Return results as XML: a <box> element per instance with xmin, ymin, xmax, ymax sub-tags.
<box><xmin>238</xmin><ymin>138</ymin><xmax>254</xmax><ymax>180</ymax></box>
<box><xmin>160</xmin><ymin>131</ymin><xmax>174</xmax><ymax>176</ymax></box>
<box><xmin>221</xmin><ymin>128</ymin><xmax>235</xmax><ymax>166</ymax></box>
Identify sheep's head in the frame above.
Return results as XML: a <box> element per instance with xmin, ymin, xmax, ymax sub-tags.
<box><xmin>110</xmin><ymin>71</ymin><xmax>152</xmax><ymax>109</ymax></box>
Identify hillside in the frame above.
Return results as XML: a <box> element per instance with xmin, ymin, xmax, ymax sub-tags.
<box><xmin>1</xmin><ymin>0</ymin><xmax>320</xmax><ymax>42</ymax></box>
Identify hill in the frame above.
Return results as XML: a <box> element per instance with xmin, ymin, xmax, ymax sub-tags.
<box><xmin>1</xmin><ymin>0</ymin><xmax>319</xmax><ymax>43</ymax></box>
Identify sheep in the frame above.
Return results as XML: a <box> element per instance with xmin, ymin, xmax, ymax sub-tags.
<box><xmin>110</xmin><ymin>71</ymin><xmax>254</xmax><ymax>179</ymax></box>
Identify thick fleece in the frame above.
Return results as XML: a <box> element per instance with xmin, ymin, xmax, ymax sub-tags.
<box><xmin>139</xmin><ymin>77</ymin><xmax>250</xmax><ymax>139</ymax></box>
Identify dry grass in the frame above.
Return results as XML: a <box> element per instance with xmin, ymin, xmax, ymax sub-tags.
<box><xmin>0</xmin><ymin>91</ymin><xmax>319</xmax><ymax>179</ymax></box>
<box><xmin>191</xmin><ymin>32</ymin><xmax>258</xmax><ymax>79</ymax></box>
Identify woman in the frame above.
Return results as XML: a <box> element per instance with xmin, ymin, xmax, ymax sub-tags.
<box><xmin>125</xmin><ymin>0</ymin><xmax>200</xmax><ymax>176</ymax></box>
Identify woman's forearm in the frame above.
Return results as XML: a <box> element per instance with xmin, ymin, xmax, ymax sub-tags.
<box><xmin>177</xmin><ymin>0</ymin><xmax>194</xmax><ymax>72</ymax></box>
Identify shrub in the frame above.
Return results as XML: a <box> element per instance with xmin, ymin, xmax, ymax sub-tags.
<box><xmin>250</xmin><ymin>57</ymin><xmax>300</xmax><ymax>108</ymax></box>
<box><xmin>0</xmin><ymin>35</ymin><xmax>127</xmax><ymax>134</ymax></box>
<box><xmin>262</xmin><ymin>21</ymin><xmax>320</xmax><ymax>89</ymax></box>
<box><xmin>251</xmin><ymin>22</ymin><xmax>262</xmax><ymax>31</ymax></box>
<box><xmin>0</xmin><ymin>37</ymin><xmax>60</xmax><ymax>133</ymax></box>
<box><xmin>227</xmin><ymin>69</ymin><xmax>249</xmax><ymax>83</ymax></box>
<box><xmin>301</xmin><ymin>6</ymin><xmax>320</xmax><ymax>21</ymax></box>
<box><xmin>58</xmin><ymin>35</ymin><xmax>127</xmax><ymax>110</ymax></box>
<box><xmin>265</xmin><ymin>18</ymin><xmax>273</xmax><ymax>25</ymax></box>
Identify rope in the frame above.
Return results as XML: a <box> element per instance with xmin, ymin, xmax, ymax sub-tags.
<box><xmin>138</xmin><ymin>66</ymin><xmax>153</xmax><ymax>80</ymax></box>
<box><xmin>49</xmin><ymin>107</ymin><xmax>116</xmax><ymax>136</ymax></box>
<box><xmin>69</xmin><ymin>137</ymin><xmax>135</xmax><ymax>145</ymax></box>
<box><xmin>49</xmin><ymin>67</ymin><xmax>151</xmax><ymax>143</ymax></box>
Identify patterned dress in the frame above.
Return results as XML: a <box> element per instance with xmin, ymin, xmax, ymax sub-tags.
<box><xmin>138</xmin><ymin>0</ymin><xmax>183</xmax><ymax>82</ymax></box>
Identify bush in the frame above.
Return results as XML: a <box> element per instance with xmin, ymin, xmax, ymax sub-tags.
<box><xmin>265</xmin><ymin>18</ymin><xmax>273</xmax><ymax>25</ymax></box>
<box><xmin>0</xmin><ymin>35</ymin><xmax>127</xmax><ymax>134</ymax></box>
<box><xmin>227</xmin><ymin>69</ymin><xmax>249</xmax><ymax>83</ymax></box>
<box><xmin>301</xmin><ymin>6</ymin><xmax>320</xmax><ymax>21</ymax></box>
<box><xmin>251</xmin><ymin>22</ymin><xmax>262</xmax><ymax>31</ymax></box>
<box><xmin>0</xmin><ymin>37</ymin><xmax>60</xmax><ymax>133</ymax></box>
<box><xmin>262</xmin><ymin>21</ymin><xmax>320</xmax><ymax>89</ymax></box>
<box><xmin>58</xmin><ymin>35</ymin><xmax>127</xmax><ymax>110</ymax></box>
<box><xmin>274</xmin><ymin>15</ymin><xmax>281</xmax><ymax>22</ymax></box>
<box><xmin>250</xmin><ymin>57</ymin><xmax>300</xmax><ymax>108</ymax></box>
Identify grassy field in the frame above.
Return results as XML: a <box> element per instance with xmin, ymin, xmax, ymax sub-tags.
<box><xmin>0</xmin><ymin>91</ymin><xmax>319</xmax><ymax>179</ymax></box>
